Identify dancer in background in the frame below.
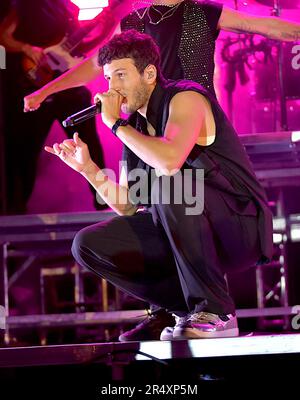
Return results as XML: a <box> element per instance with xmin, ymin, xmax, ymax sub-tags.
<box><xmin>0</xmin><ymin>0</ymin><xmax>106</xmax><ymax>213</ymax></box>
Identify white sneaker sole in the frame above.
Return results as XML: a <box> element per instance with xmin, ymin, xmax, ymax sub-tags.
<box><xmin>160</xmin><ymin>327</ymin><xmax>175</xmax><ymax>341</ymax></box>
<box><xmin>173</xmin><ymin>327</ymin><xmax>239</xmax><ymax>339</ymax></box>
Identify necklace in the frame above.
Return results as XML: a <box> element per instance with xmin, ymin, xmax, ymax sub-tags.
<box><xmin>147</xmin><ymin>3</ymin><xmax>182</xmax><ymax>25</ymax></box>
<box><xmin>133</xmin><ymin>1</ymin><xmax>184</xmax><ymax>24</ymax></box>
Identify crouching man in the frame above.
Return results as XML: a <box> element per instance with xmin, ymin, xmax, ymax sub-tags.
<box><xmin>45</xmin><ymin>30</ymin><xmax>273</xmax><ymax>341</ymax></box>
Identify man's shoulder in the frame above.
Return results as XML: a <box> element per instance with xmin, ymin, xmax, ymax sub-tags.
<box><xmin>164</xmin><ymin>79</ymin><xmax>208</xmax><ymax>97</ymax></box>
<box><xmin>191</xmin><ymin>0</ymin><xmax>223</xmax><ymax>10</ymax></box>
<box><xmin>121</xmin><ymin>7</ymin><xmax>145</xmax><ymax>28</ymax></box>
<box><xmin>120</xmin><ymin>1</ymin><xmax>223</xmax><ymax>27</ymax></box>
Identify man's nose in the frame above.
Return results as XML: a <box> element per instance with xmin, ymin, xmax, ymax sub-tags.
<box><xmin>109</xmin><ymin>77</ymin><xmax>120</xmax><ymax>91</ymax></box>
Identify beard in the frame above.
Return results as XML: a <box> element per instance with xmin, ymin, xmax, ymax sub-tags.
<box><xmin>122</xmin><ymin>80</ymin><xmax>151</xmax><ymax>114</ymax></box>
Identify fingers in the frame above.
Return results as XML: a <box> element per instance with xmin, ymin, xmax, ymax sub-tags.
<box><xmin>53</xmin><ymin>143</ymin><xmax>62</xmax><ymax>155</ymax></box>
<box><xmin>109</xmin><ymin>89</ymin><xmax>122</xmax><ymax>96</ymax></box>
<box><xmin>62</xmin><ymin>139</ymin><xmax>76</xmax><ymax>151</ymax></box>
<box><xmin>51</xmin><ymin>143</ymin><xmax>71</xmax><ymax>161</ymax></box>
<box><xmin>44</xmin><ymin>146</ymin><xmax>55</xmax><ymax>154</ymax></box>
<box><xmin>25</xmin><ymin>106</ymin><xmax>40</xmax><ymax>113</ymax></box>
<box><xmin>24</xmin><ymin>103</ymin><xmax>37</xmax><ymax>113</ymax></box>
<box><xmin>93</xmin><ymin>90</ymin><xmax>115</xmax><ymax>102</ymax></box>
<box><xmin>59</xmin><ymin>143</ymin><xmax>69</xmax><ymax>152</ymax></box>
<box><xmin>73</xmin><ymin>132</ymin><xmax>82</xmax><ymax>146</ymax></box>
<box><xmin>44</xmin><ymin>143</ymin><xmax>73</xmax><ymax>158</ymax></box>
<box><xmin>23</xmin><ymin>98</ymin><xmax>40</xmax><ymax>113</ymax></box>
<box><xmin>45</xmin><ymin>136</ymin><xmax>81</xmax><ymax>157</ymax></box>
<box><xmin>94</xmin><ymin>89</ymin><xmax>123</xmax><ymax>103</ymax></box>
<box><xmin>104</xmin><ymin>89</ymin><xmax>123</xmax><ymax>99</ymax></box>
<box><xmin>24</xmin><ymin>45</ymin><xmax>44</xmax><ymax>65</ymax></box>
<box><xmin>94</xmin><ymin>93</ymin><xmax>102</xmax><ymax>104</ymax></box>
<box><xmin>44</xmin><ymin>143</ymin><xmax>62</xmax><ymax>156</ymax></box>
<box><xmin>31</xmin><ymin>47</ymin><xmax>44</xmax><ymax>65</ymax></box>
<box><xmin>59</xmin><ymin>143</ymin><xmax>76</xmax><ymax>158</ymax></box>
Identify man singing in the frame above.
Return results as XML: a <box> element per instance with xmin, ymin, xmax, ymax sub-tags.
<box><xmin>45</xmin><ymin>30</ymin><xmax>273</xmax><ymax>341</ymax></box>
<box><xmin>23</xmin><ymin>0</ymin><xmax>299</xmax><ymax>340</ymax></box>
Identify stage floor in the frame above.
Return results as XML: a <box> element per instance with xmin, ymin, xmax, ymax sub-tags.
<box><xmin>0</xmin><ymin>332</ymin><xmax>299</xmax><ymax>368</ymax></box>
<box><xmin>0</xmin><ymin>333</ymin><xmax>299</xmax><ymax>398</ymax></box>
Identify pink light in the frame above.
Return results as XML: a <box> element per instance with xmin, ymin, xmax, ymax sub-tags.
<box><xmin>71</xmin><ymin>0</ymin><xmax>108</xmax><ymax>20</ymax></box>
<box><xmin>78</xmin><ymin>8</ymin><xmax>103</xmax><ymax>20</ymax></box>
<box><xmin>72</xmin><ymin>0</ymin><xmax>108</xmax><ymax>7</ymax></box>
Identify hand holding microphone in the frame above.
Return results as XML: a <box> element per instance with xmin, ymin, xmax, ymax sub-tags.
<box><xmin>62</xmin><ymin>89</ymin><xmax>124</xmax><ymax>129</ymax></box>
<box><xmin>53</xmin><ymin>90</ymin><xmax>124</xmax><ymax>172</ymax></box>
<box><xmin>62</xmin><ymin>101</ymin><xmax>102</xmax><ymax>127</ymax></box>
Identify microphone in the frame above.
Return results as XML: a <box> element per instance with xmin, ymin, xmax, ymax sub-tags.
<box><xmin>62</xmin><ymin>102</ymin><xmax>102</xmax><ymax>127</ymax></box>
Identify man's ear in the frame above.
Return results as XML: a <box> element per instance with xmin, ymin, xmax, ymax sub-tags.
<box><xmin>144</xmin><ymin>64</ymin><xmax>157</xmax><ymax>84</ymax></box>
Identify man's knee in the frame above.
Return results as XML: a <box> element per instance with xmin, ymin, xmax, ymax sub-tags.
<box><xmin>71</xmin><ymin>226</ymin><xmax>100</xmax><ymax>263</ymax></box>
<box><xmin>71</xmin><ymin>228</ymin><xmax>88</xmax><ymax>261</ymax></box>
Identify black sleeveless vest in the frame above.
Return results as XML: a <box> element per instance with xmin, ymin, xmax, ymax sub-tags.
<box><xmin>122</xmin><ymin>80</ymin><xmax>273</xmax><ymax>262</ymax></box>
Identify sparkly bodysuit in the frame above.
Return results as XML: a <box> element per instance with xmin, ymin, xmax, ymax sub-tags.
<box><xmin>121</xmin><ymin>0</ymin><xmax>223</xmax><ymax>97</ymax></box>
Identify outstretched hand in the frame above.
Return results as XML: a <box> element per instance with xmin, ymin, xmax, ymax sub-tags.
<box><xmin>44</xmin><ymin>132</ymin><xmax>93</xmax><ymax>173</ymax></box>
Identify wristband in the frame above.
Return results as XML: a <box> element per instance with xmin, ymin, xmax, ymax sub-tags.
<box><xmin>111</xmin><ymin>118</ymin><xmax>129</xmax><ymax>136</ymax></box>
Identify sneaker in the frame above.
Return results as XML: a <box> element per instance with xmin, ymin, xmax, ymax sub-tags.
<box><xmin>160</xmin><ymin>315</ymin><xmax>186</xmax><ymax>341</ymax></box>
<box><xmin>118</xmin><ymin>310</ymin><xmax>175</xmax><ymax>342</ymax></box>
<box><xmin>173</xmin><ymin>312</ymin><xmax>239</xmax><ymax>339</ymax></box>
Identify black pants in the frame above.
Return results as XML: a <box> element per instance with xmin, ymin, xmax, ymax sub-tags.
<box><xmin>3</xmin><ymin>59</ymin><xmax>104</xmax><ymax>214</ymax></box>
<box><xmin>72</xmin><ymin>174</ymin><xmax>262</xmax><ymax>316</ymax></box>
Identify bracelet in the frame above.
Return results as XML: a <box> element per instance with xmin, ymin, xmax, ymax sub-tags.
<box><xmin>111</xmin><ymin>118</ymin><xmax>129</xmax><ymax>136</ymax></box>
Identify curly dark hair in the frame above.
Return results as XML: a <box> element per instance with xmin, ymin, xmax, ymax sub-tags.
<box><xmin>97</xmin><ymin>29</ymin><xmax>164</xmax><ymax>82</ymax></box>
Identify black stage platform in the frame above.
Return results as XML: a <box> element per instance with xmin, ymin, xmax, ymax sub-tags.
<box><xmin>0</xmin><ymin>334</ymin><xmax>299</xmax><ymax>398</ymax></box>
<box><xmin>1</xmin><ymin>130</ymin><xmax>300</xmax><ymax>397</ymax></box>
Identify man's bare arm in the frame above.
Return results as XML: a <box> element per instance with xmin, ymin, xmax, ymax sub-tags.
<box><xmin>114</xmin><ymin>91</ymin><xmax>209</xmax><ymax>176</ymax></box>
<box><xmin>24</xmin><ymin>22</ymin><xmax>122</xmax><ymax>111</ymax></box>
<box><xmin>23</xmin><ymin>0</ymin><xmax>131</xmax><ymax>110</ymax></box>
<box><xmin>219</xmin><ymin>7</ymin><xmax>300</xmax><ymax>42</ymax></box>
<box><xmin>24</xmin><ymin>0</ymin><xmax>131</xmax><ymax>111</ymax></box>
<box><xmin>81</xmin><ymin>160</ymin><xmax>137</xmax><ymax>216</ymax></box>
<box><xmin>0</xmin><ymin>10</ymin><xmax>44</xmax><ymax>64</ymax></box>
<box><xmin>45</xmin><ymin>133</ymin><xmax>137</xmax><ymax>216</ymax></box>
<box><xmin>0</xmin><ymin>10</ymin><xmax>24</xmax><ymax>52</ymax></box>
<box><xmin>24</xmin><ymin>54</ymin><xmax>102</xmax><ymax>111</ymax></box>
